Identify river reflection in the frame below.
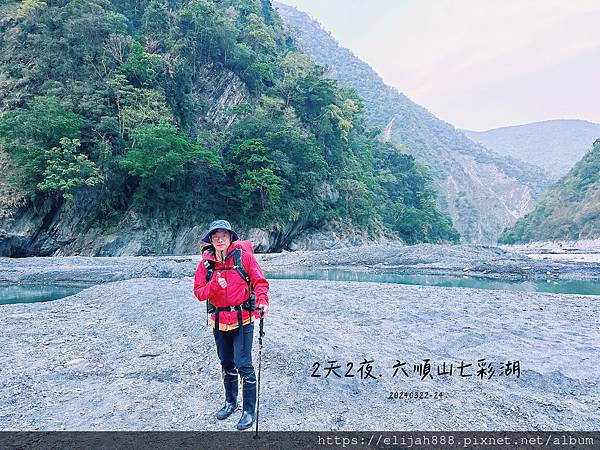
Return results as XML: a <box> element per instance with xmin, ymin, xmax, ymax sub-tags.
<box><xmin>266</xmin><ymin>270</ymin><xmax>600</xmax><ymax>296</ymax></box>
<box><xmin>0</xmin><ymin>284</ymin><xmax>89</xmax><ymax>305</ymax></box>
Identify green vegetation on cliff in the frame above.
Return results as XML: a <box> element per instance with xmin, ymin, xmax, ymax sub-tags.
<box><xmin>499</xmin><ymin>139</ymin><xmax>600</xmax><ymax>243</ymax></box>
<box><xmin>0</xmin><ymin>0</ymin><xmax>458</xmax><ymax>247</ymax></box>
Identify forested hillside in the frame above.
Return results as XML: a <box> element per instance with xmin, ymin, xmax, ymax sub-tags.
<box><xmin>0</xmin><ymin>0</ymin><xmax>458</xmax><ymax>256</ymax></box>
<box><xmin>464</xmin><ymin>120</ymin><xmax>600</xmax><ymax>179</ymax></box>
<box><xmin>499</xmin><ymin>139</ymin><xmax>600</xmax><ymax>243</ymax></box>
<box><xmin>276</xmin><ymin>2</ymin><xmax>552</xmax><ymax>243</ymax></box>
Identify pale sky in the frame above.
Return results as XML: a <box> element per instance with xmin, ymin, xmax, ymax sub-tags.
<box><xmin>276</xmin><ymin>0</ymin><xmax>600</xmax><ymax>131</ymax></box>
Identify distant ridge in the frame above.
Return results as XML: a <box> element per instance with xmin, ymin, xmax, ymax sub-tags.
<box><xmin>463</xmin><ymin>120</ymin><xmax>600</xmax><ymax>179</ymax></box>
<box><xmin>499</xmin><ymin>138</ymin><xmax>600</xmax><ymax>243</ymax></box>
<box><xmin>276</xmin><ymin>2</ymin><xmax>551</xmax><ymax>243</ymax></box>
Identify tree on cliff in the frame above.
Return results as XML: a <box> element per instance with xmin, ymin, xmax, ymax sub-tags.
<box><xmin>0</xmin><ymin>0</ymin><xmax>459</xmax><ymax>247</ymax></box>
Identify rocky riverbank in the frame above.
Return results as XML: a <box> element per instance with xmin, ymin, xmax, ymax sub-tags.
<box><xmin>502</xmin><ymin>239</ymin><xmax>600</xmax><ymax>263</ymax></box>
<box><xmin>1</xmin><ymin>244</ymin><xmax>599</xmax><ymax>431</ymax></box>
<box><xmin>1</xmin><ymin>243</ymin><xmax>599</xmax><ymax>285</ymax></box>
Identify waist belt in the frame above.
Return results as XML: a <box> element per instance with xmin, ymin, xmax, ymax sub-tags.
<box><xmin>213</xmin><ymin>295</ymin><xmax>256</xmax><ymax>351</ymax></box>
<box><xmin>216</xmin><ymin>305</ymin><xmax>245</xmax><ymax>312</ymax></box>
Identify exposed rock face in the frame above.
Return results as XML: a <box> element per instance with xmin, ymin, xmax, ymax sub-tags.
<box><xmin>0</xmin><ymin>207</ymin><xmax>35</xmax><ymax>257</ymax></box>
<box><xmin>0</xmin><ymin>196</ymin><xmax>375</xmax><ymax>255</ymax></box>
<box><xmin>287</xmin><ymin>224</ymin><xmax>386</xmax><ymax>251</ymax></box>
<box><xmin>245</xmin><ymin>214</ymin><xmax>310</xmax><ymax>252</ymax></box>
<box><xmin>442</xmin><ymin>154</ymin><xmax>534</xmax><ymax>243</ymax></box>
<box><xmin>195</xmin><ymin>65</ymin><xmax>249</xmax><ymax>130</ymax></box>
<box><xmin>288</xmin><ymin>229</ymin><xmax>379</xmax><ymax>251</ymax></box>
<box><xmin>0</xmin><ymin>197</ymin><xmax>219</xmax><ymax>256</ymax></box>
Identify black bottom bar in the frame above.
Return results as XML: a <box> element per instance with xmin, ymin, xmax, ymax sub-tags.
<box><xmin>0</xmin><ymin>431</ymin><xmax>597</xmax><ymax>450</ymax></box>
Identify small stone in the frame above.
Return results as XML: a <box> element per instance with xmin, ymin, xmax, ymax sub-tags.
<box><xmin>64</xmin><ymin>358</ymin><xmax>87</xmax><ymax>367</ymax></box>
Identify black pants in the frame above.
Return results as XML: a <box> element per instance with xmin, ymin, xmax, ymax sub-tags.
<box><xmin>213</xmin><ymin>323</ymin><xmax>256</xmax><ymax>383</ymax></box>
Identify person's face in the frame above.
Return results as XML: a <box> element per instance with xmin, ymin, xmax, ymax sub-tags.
<box><xmin>210</xmin><ymin>229</ymin><xmax>231</xmax><ymax>253</ymax></box>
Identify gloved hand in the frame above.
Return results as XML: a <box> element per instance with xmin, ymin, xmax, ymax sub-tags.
<box><xmin>216</xmin><ymin>272</ymin><xmax>227</xmax><ymax>288</ymax></box>
<box><xmin>257</xmin><ymin>302</ymin><xmax>268</xmax><ymax>316</ymax></box>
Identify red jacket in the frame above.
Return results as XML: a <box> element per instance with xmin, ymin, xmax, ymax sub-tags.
<box><xmin>193</xmin><ymin>240</ymin><xmax>269</xmax><ymax>331</ymax></box>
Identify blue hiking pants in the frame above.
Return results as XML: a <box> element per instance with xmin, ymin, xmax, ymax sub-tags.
<box><xmin>213</xmin><ymin>323</ymin><xmax>256</xmax><ymax>383</ymax></box>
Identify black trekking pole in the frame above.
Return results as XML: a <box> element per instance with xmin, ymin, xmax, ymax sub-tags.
<box><xmin>253</xmin><ymin>309</ymin><xmax>265</xmax><ymax>439</ymax></box>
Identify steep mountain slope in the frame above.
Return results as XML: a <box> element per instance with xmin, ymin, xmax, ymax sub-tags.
<box><xmin>464</xmin><ymin>120</ymin><xmax>600</xmax><ymax>179</ymax></box>
<box><xmin>499</xmin><ymin>139</ymin><xmax>600</xmax><ymax>243</ymax></box>
<box><xmin>276</xmin><ymin>2</ymin><xmax>552</xmax><ymax>243</ymax></box>
<box><xmin>0</xmin><ymin>0</ymin><xmax>458</xmax><ymax>256</ymax></box>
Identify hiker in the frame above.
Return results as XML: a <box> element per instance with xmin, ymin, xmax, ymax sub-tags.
<box><xmin>193</xmin><ymin>220</ymin><xmax>269</xmax><ymax>431</ymax></box>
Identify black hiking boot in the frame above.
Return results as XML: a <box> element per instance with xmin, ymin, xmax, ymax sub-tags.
<box><xmin>236</xmin><ymin>378</ymin><xmax>256</xmax><ymax>430</ymax></box>
<box><xmin>216</xmin><ymin>370</ymin><xmax>238</xmax><ymax>420</ymax></box>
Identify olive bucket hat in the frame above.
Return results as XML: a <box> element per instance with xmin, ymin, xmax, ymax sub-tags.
<box><xmin>202</xmin><ymin>219</ymin><xmax>239</xmax><ymax>244</ymax></box>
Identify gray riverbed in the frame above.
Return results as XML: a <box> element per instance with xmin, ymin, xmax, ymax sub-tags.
<box><xmin>1</xmin><ymin>244</ymin><xmax>599</xmax><ymax>431</ymax></box>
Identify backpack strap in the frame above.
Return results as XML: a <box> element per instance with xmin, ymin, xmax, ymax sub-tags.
<box><xmin>203</xmin><ymin>259</ymin><xmax>215</xmax><ymax>284</ymax></box>
<box><xmin>202</xmin><ymin>248</ymin><xmax>216</xmax><ymax>319</ymax></box>
<box><xmin>208</xmin><ymin>247</ymin><xmax>251</xmax><ymax>288</ymax></box>
<box><xmin>228</xmin><ymin>247</ymin><xmax>251</xmax><ymax>288</ymax></box>
<box><xmin>205</xmin><ymin>247</ymin><xmax>257</xmax><ymax>333</ymax></box>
